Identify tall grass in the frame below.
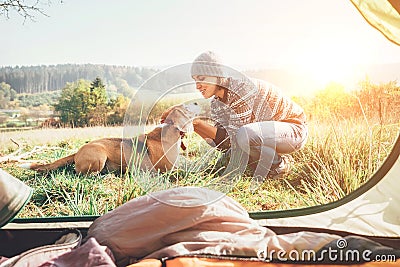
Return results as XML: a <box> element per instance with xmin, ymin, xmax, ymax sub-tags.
<box><xmin>285</xmin><ymin>118</ymin><xmax>398</xmax><ymax>206</ymax></box>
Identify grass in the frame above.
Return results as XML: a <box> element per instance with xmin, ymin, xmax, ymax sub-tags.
<box><xmin>0</xmin><ymin>118</ymin><xmax>398</xmax><ymax>218</ymax></box>
<box><xmin>0</xmin><ymin>126</ymin><xmax>125</xmax><ymax>154</ymax></box>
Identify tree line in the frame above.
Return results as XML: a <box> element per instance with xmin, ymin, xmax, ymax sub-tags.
<box><xmin>0</xmin><ymin>64</ymin><xmax>159</xmax><ymax>96</ymax></box>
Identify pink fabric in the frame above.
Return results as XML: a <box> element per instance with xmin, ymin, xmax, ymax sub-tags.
<box><xmin>38</xmin><ymin>237</ymin><xmax>116</xmax><ymax>267</ymax></box>
<box><xmin>0</xmin><ymin>257</ymin><xmax>9</xmax><ymax>264</ymax></box>
<box><xmin>86</xmin><ymin>187</ymin><xmax>339</xmax><ymax>266</ymax></box>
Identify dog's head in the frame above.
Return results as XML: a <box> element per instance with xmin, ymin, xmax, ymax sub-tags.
<box><xmin>160</xmin><ymin>102</ymin><xmax>200</xmax><ymax>132</ymax></box>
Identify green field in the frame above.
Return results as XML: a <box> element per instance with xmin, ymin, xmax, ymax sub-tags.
<box><xmin>0</xmin><ymin>119</ymin><xmax>397</xmax><ymax>218</ymax></box>
<box><xmin>1</xmin><ymin>78</ymin><xmax>398</xmax><ymax>217</ymax></box>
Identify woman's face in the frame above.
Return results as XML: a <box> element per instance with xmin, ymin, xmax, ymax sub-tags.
<box><xmin>192</xmin><ymin>75</ymin><xmax>222</xmax><ymax>99</ymax></box>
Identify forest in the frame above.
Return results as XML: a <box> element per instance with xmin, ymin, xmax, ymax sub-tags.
<box><xmin>0</xmin><ymin>64</ymin><xmax>159</xmax><ymax>96</ymax></box>
<box><xmin>0</xmin><ymin>64</ymin><xmax>399</xmax><ymax>129</ymax></box>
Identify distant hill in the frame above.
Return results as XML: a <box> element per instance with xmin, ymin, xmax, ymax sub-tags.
<box><xmin>362</xmin><ymin>62</ymin><xmax>400</xmax><ymax>83</ymax></box>
<box><xmin>1</xmin><ymin>62</ymin><xmax>398</xmax><ymax>97</ymax></box>
<box><xmin>245</xmin><ymin>68</ymin><xmax>313</xmax><ymax>96</ymax></box>
<box><xmin>0</xmin><ymin>64</ymin><xmax>159</xmax><ymax>96</ymax></box>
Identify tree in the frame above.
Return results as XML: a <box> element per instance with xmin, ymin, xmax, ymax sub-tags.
<box><xmin>107</xmin><ymin>95</ymin><xmax>130</xmax><ymax>125</ymax></box>
<box><xmin>115</xmin><ymin>77</ymin><xmax>135</xmax><ymax>98</ymax></box>
<box><xmin>54</xmin><ymin>79</ymin><xmax>91</xmax><ymax>127</ymax></box>
<box><xmin>0</xmin><ymin>82</ymin><xmax>17</xmax><ymax>108</ymax></box>
<box><xmin>87</xmin><ymin>77</ymin><xmax>108</xmax><ymax>125</ymax></box>
<box><xmin>0</xmin><ymin>0</ymin><xmax>61</xmax><ymax>20</ymax></box>
<box><xmin>54</xmin><ymin>77</ymin><xmax>110</xmax><ymax>127</ymax></box>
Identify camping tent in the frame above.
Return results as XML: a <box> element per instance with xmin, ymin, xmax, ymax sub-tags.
<box><xmin>0</xmin><ymin>0</ymin><xmax>399</xmax><ymax>265</ymax></box>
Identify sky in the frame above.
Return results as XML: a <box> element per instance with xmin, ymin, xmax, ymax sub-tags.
<box><xmin>1</xmin><ymin>0</ymin><xmax>400</xmax><ymax>91</ymax></box>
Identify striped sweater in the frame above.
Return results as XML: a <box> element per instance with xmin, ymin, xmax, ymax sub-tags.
<box><xmin>211</xmin><ymin>77</ymin><xmax>306</xmax><ymax>148</ymax></box>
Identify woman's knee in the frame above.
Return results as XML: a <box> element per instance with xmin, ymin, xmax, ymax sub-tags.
<box><xmin>236</xmin><ymin>125</ymin><xmax>262</xmax><ymax>148</ymax></box>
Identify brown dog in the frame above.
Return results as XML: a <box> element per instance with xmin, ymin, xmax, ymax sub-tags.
<box><xmin>21</xmin><ymin>103</ymin><xmax>200</xmax><ymax>174</ymax></box>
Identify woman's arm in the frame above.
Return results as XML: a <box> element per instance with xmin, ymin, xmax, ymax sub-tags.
<box><xmin>193</xmin><ymin>118</ymin><xmax>217</xmax><ymax>140</ymax></box>
<box><xmin>193</xmin><ymin>119</ymin><xmax>231</xmax><ymax>151</ymax></box>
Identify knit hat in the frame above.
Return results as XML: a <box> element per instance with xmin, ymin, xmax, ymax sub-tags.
<box><xmin>191</xmin><ymin>51</ymin><xmax>225</xmax><ymax>77</ymax></box>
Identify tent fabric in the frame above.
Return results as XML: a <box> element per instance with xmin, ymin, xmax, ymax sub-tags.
<box><xmin>350</xmin><ymin>0</ymin><xmax>400</xmax><ymax>45</ymax></box>
<box><xmin>2</xmin><ymin>220</ymin><xmax>93</xmax><ymax>230</ymax></box>
<box><xmin>0</xmin><ymin>169</ymin><xmax>33</xmax><ymax>228</ymax></box>
<box><xmin>255</xmin><ymin>136</ymin><xmax>400</xmax><ymax>237</ymax></box>
<box><xmin>0</xmin><ymin>230</ymin><xmax>82</xmax><ymax>267</ymax></box>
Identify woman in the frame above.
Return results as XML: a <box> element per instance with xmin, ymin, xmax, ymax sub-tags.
<box><xmin>193</xmin><ymin>51</ymin><xmax>308</xmax><ymax>180</ymax></box>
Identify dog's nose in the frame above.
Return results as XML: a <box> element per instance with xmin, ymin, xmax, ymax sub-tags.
<box><xmin>193</xmin><ymin>102</ymin><xmax>198</xmax><ymax>105</ymax></box>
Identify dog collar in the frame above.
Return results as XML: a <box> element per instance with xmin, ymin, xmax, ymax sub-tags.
<box><xmin>180</xmin><ymin>131</ymin><xmax>187</xmax><ymax>150</ymax></box>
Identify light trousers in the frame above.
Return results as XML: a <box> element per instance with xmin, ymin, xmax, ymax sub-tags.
<box><xmin>232</xmin><ymin>121</ymin><xmax>308</xmax><ymax>178</ymax></box>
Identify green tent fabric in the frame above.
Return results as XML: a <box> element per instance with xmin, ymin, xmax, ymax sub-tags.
<box><xmin>350</xmin><ymin>0</ymin><xmax>400</xmax><ymax>45</ymax></box>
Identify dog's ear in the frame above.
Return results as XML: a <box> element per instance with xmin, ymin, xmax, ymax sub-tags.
<box><xmin>160</xmin><ymin>104</ymin><xmax>180</xmax><ymax>123</ymax></box>
<box><xmin>164</xmin><ymin>106</ymin><xmax>193</xmax><ymax>132</ymax></box>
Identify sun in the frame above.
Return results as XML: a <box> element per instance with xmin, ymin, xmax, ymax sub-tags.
<box><xmin>286</xmin><ymin>39</ymin><xmax>372</xmax><ymax>90</ymax></box>
<box><xmin>304</xmin><ymin>48</ymin><xmax>356</xmax><ymax>85</ymax></box>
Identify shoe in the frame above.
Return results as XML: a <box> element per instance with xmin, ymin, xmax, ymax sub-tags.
<box><xmin>266</xmin><ymin>155</ymin><xmax>292</xmax><ymax>179</ymax></box>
